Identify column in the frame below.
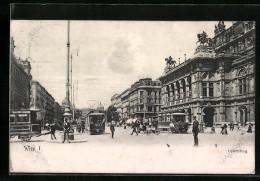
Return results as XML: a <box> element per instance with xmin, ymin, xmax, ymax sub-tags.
<box><xmin>180</xmin><ymin>81</ymin><xmax>183</xmax><ymax>100</ymax></box>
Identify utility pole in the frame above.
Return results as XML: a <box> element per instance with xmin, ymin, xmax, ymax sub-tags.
<box><xmin>64</xmin><ymin>20</ymin><xmax>71</xmax><ymax>116</ymax></box>
<box><xmin>70</xmin><ymin>54</ymin><xmax>73</xmax><ymax>108</ymax></box>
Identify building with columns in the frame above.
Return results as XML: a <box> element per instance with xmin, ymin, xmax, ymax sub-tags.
<box><xmin>158</xmin><ymin>21</ymin><xmax>255</xmax><ymax>126</ymax></box>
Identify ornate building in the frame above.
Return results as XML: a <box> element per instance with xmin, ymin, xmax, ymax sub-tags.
<box><xmin>158</xmin><ymin>21</ymin><xmax>255</xmax><ymax>126</ymax></box>
<box><xmin>30</xmin><ymin>80</ymin><xmax>55</xmax><ymax>126</ymax></box>
<box><xmin>10</xmin><ymin>37</ymin><xmax>32</xmax><ymax>109</ymax></box>
<box><xmin>129</xmin><ymin>78</ymin><xmax>162</xmax><ymax>118</ymax></box>
<box><xmin>111</xmin><ymin>78</ymin><xmax>162</xmax><ymax>119</ymax></box>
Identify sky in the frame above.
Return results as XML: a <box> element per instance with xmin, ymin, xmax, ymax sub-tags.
<box><xmin>10</xmin><ymin>21</ymin><xmax>232</xmax><ymax>109</ymax></box>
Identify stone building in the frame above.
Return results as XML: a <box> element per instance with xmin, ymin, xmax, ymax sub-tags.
<box><xmin>158</xmin><ymin>21</ymin><xmax>255</xmax><ymax>126</ymax></box>
<box><xmin>111</xmin><ymin>78</ymin><xmax>162</xmax><ymax>119</ymax></box>
<box><xmin>30</xmin><ymin>80</ymin><xmax>55</xmax><ymax>126</ymax></box>
<box><xmin>10</xmin><ymin>37</ymin><xmax>32</xmax><ymax>109</ymax></box>
<box><xmin>129</xmin><ymin>78</ymin><xmax>162</xmax><ymax>119</ymax></box>
<box><xmin>54</xmin><ymin>102</ymin><xmax>64</xmax><ymax>121</ymax></box>
<box><xmin>120</xmin><ymin>88</ymin><xmax>130</xmax><ymax>119</ymax></box>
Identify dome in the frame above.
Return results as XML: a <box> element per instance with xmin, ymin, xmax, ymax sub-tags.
<box><xmin>97</xmin><ymin>102</ymin><xmax>104</xmax><ymax>110</ymax></box>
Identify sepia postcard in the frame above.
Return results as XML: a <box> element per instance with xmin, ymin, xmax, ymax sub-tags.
<box><xmin>9</xmin><ymin>19</ymin><xmax>255</xmax><ymax>174</ymax></box>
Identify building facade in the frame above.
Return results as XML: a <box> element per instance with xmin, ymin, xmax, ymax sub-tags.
<box><xmin>111</xmin><ymin>78</ymin><xmax>162</xmax><ymax>119</ymax></box>
<box><xmin>54</xmin><ymin>102</ymin><xmax>64</xmax><ymax>121</ymax></box>
<box><xmin>158</xmin><ymin>21</ymin><xmax>255</xmax><ymax>126</ymax></box>
<box><xmin>30</xmin><ymin>80</ymin><xmax>55</xmax><ymax>126</ymax></box>
<box><xmin>10</xmin><ymin>37</ymin><xmax>32</xmax><ymax>109</ymax></box>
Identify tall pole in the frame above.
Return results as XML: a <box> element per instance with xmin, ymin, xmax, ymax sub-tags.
<box><xmin>73</xmin><ymin>84</ymin><xmax>75</xmax><ymax>119</ymax></box>
<box><xmin>70</xmin><ymin>54</ymin><xmax>73</xmax><ymax>108</ymax></box>
<box><xmin>64</xmin><ymin>20</ymin><xmax>71</xmax><ymax>116</ymax></box>
<box><xmin>66</xmin><ymin>20</ymin><xmax>70</xmax><ymax>106</ymax></box>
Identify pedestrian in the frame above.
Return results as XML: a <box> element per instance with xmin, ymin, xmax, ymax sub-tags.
<box><xmin>170</xmin><ymin>121</ymin><xmax>174</xmax><ymax>133</ymax></box>
<box><xmin>149</xmin><ymin>120</ymin><xmax>152</xmax><ymax>128</ymax></box>
<box><xmin>192</xmin><ymin>116</ymin><xmax>199</xmax><ymax>146</ymax></box>
<box><xmin>137</xmin><ymin>119</ymin><xmax>141</xmax><ymax>133</ymax></box>
<box><xmin>221</xmin><ymin>123</ymin><xmax>228</xmax><ymax>135</ymax></box>
<box><xmin>238</xmin><ymin>122</ymin><xmax>241</xmax><ymax>130</ymax></box>
<box><xmin>77</xmin><ymin>121</ymin><xmax>81</xmax><ymax>133</ymax></box>
<box><xmin>199</xmin><ymin>121</ymin><xmax>204</xmax><ymax>133</ymax></box>
<box><xmin>50</xmin><ymin>122</ymin><xmax>57</xmax><ymax>140</ymax></box>
<box><xmin>81</xmin><ymin>121</ymin><xmax>85</xmax><ymax>133</ymax></box>
<box><xmin>230</xmin><ymin>121</ymin><xmax>234</xmax><ymax>131</ymax></box>
<box><xmin>63</xmin><ymin>117</ymin><xmax>71</xmax><ymax>143</ymax></box>
<box><xmin>131</xmin><ymin>120</ymin><xmax>138</xmax><ymax>136</ymax></box>
<box><xmin>247</xmin><ymin>123</ymin><xmax>252</xmax><ymax>133</ymax></box>
<box><xmin>211</xmin><ymin>123</ymin><xmax>216</xmax><ymax>133</ymax></box>
<box><xmin>110</xmin><ymin>121</ymin><xmax>115</xmax><ymax>138</ymax></box>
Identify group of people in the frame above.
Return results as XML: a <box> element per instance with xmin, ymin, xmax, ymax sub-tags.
<box><xmin>192</xmin><ymin>117</ymin><xmax>254</xmax><ymax>147</ymax></box>
<box><xmin>75</xmin><ymin>120</ymin><xmax>86</xmax><ymax>133</ymax></box>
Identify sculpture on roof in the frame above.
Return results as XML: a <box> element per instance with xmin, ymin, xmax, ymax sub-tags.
<box><xmin>165</xmin><ymin>56</ymin><xmax>176</xmax><ymax>67</ymax></box>
<box><xmin>197</xmin><ymin>31</ymin><xmax>213</xmax><ymax>47</ymax></box>
<box><xmin>214</xmin><ymin>21</ymin><xmax>226</xmax><ymax>35</ymax></box>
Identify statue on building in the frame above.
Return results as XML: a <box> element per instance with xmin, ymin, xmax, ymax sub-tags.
<box><xmin>214</xmin><ymin>21</ymin><xmax>226</xmax><ymax>35</ymax></box>
<box><xmin>165</xmin><ymin>56</ymin><xmax>176</xmax><ymax>67</ymax></box>
<box><xmin>197</xmin><ymin>31</ymin><xmax>213</xmax><ymax>47</ymax></box>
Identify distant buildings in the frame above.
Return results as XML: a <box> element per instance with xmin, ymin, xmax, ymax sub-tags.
<box><xmin>30</xmin><ymin>80</ymin><xmax>55</xmax><ymax>126</ymax></box>
<box><xmin>110</xmin><ymin>78</ymin><xmax>162</xmax><ymax>119</ymax></box>
<box><xmin>159</xmin><ymin>21</ymin><xmax>255</xmax><ymax>126</ymax></box>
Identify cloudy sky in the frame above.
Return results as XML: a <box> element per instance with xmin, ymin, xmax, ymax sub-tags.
<box><xmin>10</xmin><ymin>21</ymin><xmax>232</xmax><ymax>109</ymax></box>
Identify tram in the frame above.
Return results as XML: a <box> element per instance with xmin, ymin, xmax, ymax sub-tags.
<box><xmin>88</xmin><ymin>113</ymin><xmax>105</xmax><ymax>135</ymax></box>
<box><xmin>10</xmin><ymin>108</ymin><xmax>41</xmax><ymax>141</ymax></box>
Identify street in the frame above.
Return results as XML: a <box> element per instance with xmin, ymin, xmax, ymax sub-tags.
<box><xmin>10</xmin><ymin>125</ymin><xmax>255</xmax><ymax>174</ymax></box>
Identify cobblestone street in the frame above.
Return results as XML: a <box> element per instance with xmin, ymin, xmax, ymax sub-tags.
<box><xmin>10</xmin><ymin>125</ymin><xmax>255</xmax><ymax>174</ymax></box>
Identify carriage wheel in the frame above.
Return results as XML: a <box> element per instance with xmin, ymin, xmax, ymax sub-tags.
<box><xmin>156</xmin><ymin>130</ymin><xmax>160</xmax><ymax>135</ymax></box>
<box><xmin>21</xmin><ymin>136</ymin><xmax>31</xmax><ymax>142</ymax></box>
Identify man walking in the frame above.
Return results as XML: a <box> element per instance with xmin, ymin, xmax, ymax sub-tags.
<box><xmin>230</xmin><ymin>121</ymin><xmax>234</xmax><ymax>131</ymax></box>
<box><xmin>192</xmin><ymin>116</ymin><xmax>199</xmax><ymax>146</ymax></box>
<box><xmin>110</xmin><ymin>121</ymin><xmax>115</xmax><ymax>138</ymax></box>
<box><xmin>131</xmin><ymin>120</ymin><xmax>138</xmax><ymax>136</ymax></box>
<box><xmin>63</xmin><ymin>117</ymin><xmax>71</xmax><ymax>143</ymax></box>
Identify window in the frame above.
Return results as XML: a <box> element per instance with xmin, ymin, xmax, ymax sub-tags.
<box><xmin>148</xmin><ymin>91</ymin><xmax>151</xmax><ymax>96</ymax></box>
<box><xmin>140</xmin><ymin>99</ymin><xmax>143</xmax><ymax>103</ymax></box>
<box><xmin>202</xmin><ymin>83</ymin><xmax>207</xmax><ymax>97</ymax></box>
<box><xmin>239</xmin><ymin>78</ymin><xmax>247</xmax><ymax>94</ymax></box>
<box><xmin>10</xmin><ymin>114</ymin><xmax>15</xmax><ymax>122</ymax></box>
<box><xmin>209</xmin><ymin>83</ymin><xmax>214</xmax><ymax>97</ymax></box>
<box><xmin>17</xmin><ymin>114</ymin><xmax>29</xmax><ymax>122</ymax></box>
<box><xmin>148</xmin><ymin>106</ymin><xmax>152</xmax><ymax>112</ymax></box>
<box><xmin>140</xmin><ymin>91</ymin><xmax>143</xmax><ymax>97</ymax></box>
<box><xmin>140</xmin><ymin>105</ymin><xmax>144</xmax><ymax>111</ymax></box>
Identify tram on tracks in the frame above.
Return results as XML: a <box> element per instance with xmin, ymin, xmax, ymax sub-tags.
<box><xmin>10</xmin><ymin>108</ymin><xmax>42</xmax><ymax>141</ymax></box>
<box><xmin>88</xmin><ymin>113</ymin><xmax>105</xmax><ymax>135</ymax></box>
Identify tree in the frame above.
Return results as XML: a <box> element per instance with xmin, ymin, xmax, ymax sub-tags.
<box><xmin>107</xmin><ymin>105</ymin><xmax>120</xmax><ymax>123</ymax></box>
